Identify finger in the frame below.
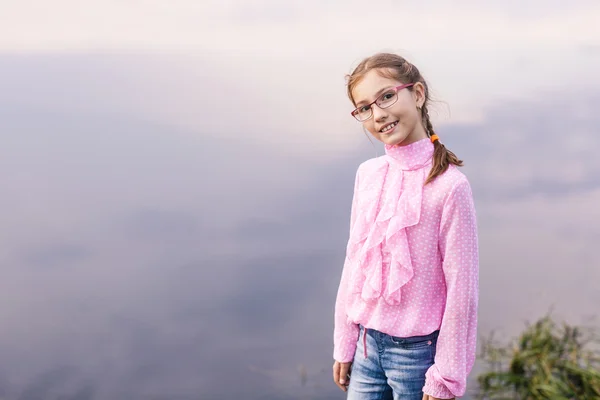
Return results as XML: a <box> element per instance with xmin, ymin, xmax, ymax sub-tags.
<box><xmin>339</xmin><ymin>363</ymin><xmax>350</xmax><ymax>384</ymax></box>
<box><xmin>332</xmin><ymin>363</ymin><xmax>340</xmax><ymax>385</ymax></box>
<box><xmin>333</xmin><ymin>363</ymin><xmax>346</xmax><ymax>392</ymax></box>
<box><xmin>339</xmin><ymin>363</ymin><xmax>351</xmax><ymax>391</ymax></box>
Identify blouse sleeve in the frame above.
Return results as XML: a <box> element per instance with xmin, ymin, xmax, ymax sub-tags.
<box><xmin>333</xmin><ymin>168</ymin><xmax>361</xmax><ymax>363</ymax></box>
<box><xmin>422</xmin><ymin>178</ymin><xmax>479</xmax><ymax>399</ymax></box>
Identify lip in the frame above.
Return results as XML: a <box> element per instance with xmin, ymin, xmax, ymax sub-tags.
<box><xmin>378</xmin><ymin>121</ymin><xmax>399</xmax><ymax>134</ymax></box>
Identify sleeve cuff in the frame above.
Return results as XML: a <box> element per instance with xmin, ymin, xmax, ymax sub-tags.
<box><xmin>423</xmin><ymin>376</ymin><xmax>456</xmax><ymax>399</ymax></box>
<box><xmin>333</xmin><ymin>344</ymin><xmax>356</xmax><ymax>363</ymax></box>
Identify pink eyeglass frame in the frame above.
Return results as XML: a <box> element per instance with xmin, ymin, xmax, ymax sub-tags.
<box><xmin>351</xmin><ymin>83</ymin><xmax>415</xmax><ymax>119</ymax></box>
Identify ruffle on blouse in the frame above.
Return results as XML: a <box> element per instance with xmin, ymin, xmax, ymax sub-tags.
<box><xmin>346</xmin><ymin>140</ymin><xmax>433</xmax><ymax>306</ymax></box>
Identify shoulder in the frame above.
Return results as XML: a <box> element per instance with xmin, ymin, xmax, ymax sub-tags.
<box><xmin>355</xmin><ymin>156</ymin><xmax>388</xmax><ymax>178</ymax></box>
<box><xmin>434</xmin><ymin>165</ymin><xmax>471</xmax><ymax>189</ymax></box>
<box><xmin>431</xmin><ymin>165</ymin><xmax>474</xmax><ymax>203</ymax></box>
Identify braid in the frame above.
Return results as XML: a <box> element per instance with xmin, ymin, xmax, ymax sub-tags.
<box><xmin>421</xmin><ymin>105</ymin><xmax>435</xmax><ymax>138</ymax></box>
<box><xmin>421</xmin><ymin>104</ymin><xmax>463</xmax><ymax>184</ymax></box>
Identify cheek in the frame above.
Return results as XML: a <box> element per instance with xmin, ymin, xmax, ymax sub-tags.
<box><xmin>392</xmin><ymin>98</ymin><xmax>417</xmax><ymax>117</ymax></box>
<box><xmin>362</xmin><ymin>121</ymin><xmax>378</xmax><ymax>136</ymax></box>
<box><xmin>396</xmin><ymin>107</ymin><xmax>419</xmax><ymax>126</ymax></box>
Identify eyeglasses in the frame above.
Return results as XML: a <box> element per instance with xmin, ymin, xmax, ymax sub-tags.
<box><xmin>350</xmin><ymin>83</ymin><xmax>415</xmax><ymax>122</ymax></box>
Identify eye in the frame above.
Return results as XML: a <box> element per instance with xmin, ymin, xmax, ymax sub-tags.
<box><xmin>359</xmin><ymin>105</ymin><xmax>371</xmax><ymax>113</ymax></box>
<box><xmin>381</xmin><ymin>91</ymin><xmax>395</xmax><ymax>100</ymax></box>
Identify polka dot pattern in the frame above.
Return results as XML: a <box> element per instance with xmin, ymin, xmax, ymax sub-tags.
<box><xmin>333</xmin><ymin>138</ymin><xmax>479</xmax><ymax>399</ymax></box>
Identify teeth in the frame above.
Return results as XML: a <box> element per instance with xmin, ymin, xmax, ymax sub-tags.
<box><xmin>381</xmin><ymin>121</ymin><xmax>398</xmax><ymax>132</ymax></box>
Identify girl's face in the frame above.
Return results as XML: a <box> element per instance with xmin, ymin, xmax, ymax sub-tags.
<box><xmin>351</xmin><ymin>68</ymin><xmax>427</xmax><ymax>147</ymax></box>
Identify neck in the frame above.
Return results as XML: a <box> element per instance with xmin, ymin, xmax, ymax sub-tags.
<box><xmin>384</xmin><ymin>136</ymin><xmax>434</xmax><ymax>171</ymax></box>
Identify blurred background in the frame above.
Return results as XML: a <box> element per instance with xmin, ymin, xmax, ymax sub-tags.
<box><xmin>1</xmin><ymin>1</ymin><xmax>599</xmax><ymax>399</ymax></box>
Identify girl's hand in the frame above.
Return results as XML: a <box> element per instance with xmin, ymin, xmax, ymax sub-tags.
<box><xmin>422</xmin><ymin>395</ymin><xmax>455</xmax><ymax>400</ymax></box>
<box><xmin>332</xmin><ymin>360</ymin><xmax>352</xmax><ymax>392</ymax></box>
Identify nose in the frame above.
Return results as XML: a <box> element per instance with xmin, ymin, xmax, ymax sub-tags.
<box><xmin>371</xmin><ymin>104</ymin><xmax>388</xmax><ymax>122</ymax></box>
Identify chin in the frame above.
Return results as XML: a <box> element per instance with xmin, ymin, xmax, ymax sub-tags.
<box><xmin>381</xmin><ymin>134</ymin><xmax>408</xmax><ymax>146</ymax></box>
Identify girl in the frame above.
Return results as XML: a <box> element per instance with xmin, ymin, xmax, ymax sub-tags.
<box><xmin>332</xmin><ymin>53</ymin><xmax>479</xmax><ymax>400</ymax></box>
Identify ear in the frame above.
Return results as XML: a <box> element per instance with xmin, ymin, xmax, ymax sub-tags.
<box><xmin>412</xmin><ymin>82</ymin><xmax>426</xmax><ymax>108</ymax></box>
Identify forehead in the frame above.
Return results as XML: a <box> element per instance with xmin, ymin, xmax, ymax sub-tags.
<box><xmin>352</xmin><ymin>69</ymin><xmax>402</xmax><ymax>104</ymax></box>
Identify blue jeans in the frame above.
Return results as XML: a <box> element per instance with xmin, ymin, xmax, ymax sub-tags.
<box><xmin>347</xmin><ymin>325</ymin><xmax>439</xmax><ymax>400</ymax></box>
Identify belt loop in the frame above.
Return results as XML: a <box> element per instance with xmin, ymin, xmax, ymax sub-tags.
<box><xmin>363</xmin><ymin>328</ymin><xmax>368</xmax><ymax>359</ymax></box>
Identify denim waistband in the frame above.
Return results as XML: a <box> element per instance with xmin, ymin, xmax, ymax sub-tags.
<box><xmin>358</xmin><ymin>325</ymin><xmax>439</xmax><ymax>358</ymax></box>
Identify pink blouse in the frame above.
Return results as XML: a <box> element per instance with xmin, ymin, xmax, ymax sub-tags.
<box><xmin>333</xmin><ymin>137</ymin><xmax>479</xmax><ymax>399</ymax></box>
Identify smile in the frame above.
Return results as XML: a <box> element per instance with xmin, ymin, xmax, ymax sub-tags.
<box><xmin>380</xmin><ymin>121</ymin><xmax>398</xmax><ymax>133</ymax></box>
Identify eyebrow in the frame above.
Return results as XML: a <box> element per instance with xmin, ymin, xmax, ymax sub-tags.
<box><xmin>355</xmin><ymin>86</ymin><xmax>395</xmax><ymax>106</ymax></box>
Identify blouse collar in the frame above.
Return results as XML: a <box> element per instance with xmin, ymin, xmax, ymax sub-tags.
<box><xmin>384</xmin><ymin>138</ymin><xmax>434</xmax><ymax>171</ymax></box>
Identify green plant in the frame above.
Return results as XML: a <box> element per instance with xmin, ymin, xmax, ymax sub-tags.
<box><xmin>476</xmin><ymin>315</ymin><xmax>600</xmax><ymax>399</ymax></box>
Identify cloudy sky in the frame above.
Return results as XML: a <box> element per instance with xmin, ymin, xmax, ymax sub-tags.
<box><xmin>1</xmin><ymin>1</ymin><xmax>600</xmax><ymax>399</ymax></box>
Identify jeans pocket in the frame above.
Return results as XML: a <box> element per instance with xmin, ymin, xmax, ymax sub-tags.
<box><xmin>390</xmin><ymin>335</ymin><xmax>434</xmax><ymax>351</ymax></box>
